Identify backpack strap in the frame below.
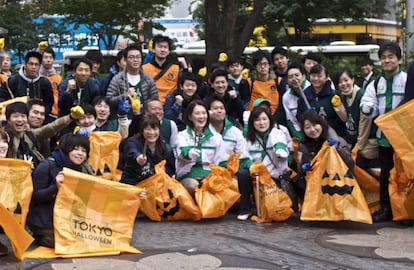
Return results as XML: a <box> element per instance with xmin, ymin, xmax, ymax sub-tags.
<box><xmin>275</xmin><ymin>76</ymin><xmax>282</xmax><ymax>91</ymax></box>
<box><xmin>373</xmin><ymin>76</ymin><xmax>380</xmax><ymax>93</ymax></box>
<box><xmin>153</xmin><ymin>63</ymin><xmax>173</xmax><ymax>81</ymax></box>
<box><xmin>23</xmin><ymin>133</ymin><xmax>44</xmax><ymax>162</ymax></box>
<box><xmin>249</xmin><ymin>78</ymin><xmax>255</xmax><ymax>92</ymax></box>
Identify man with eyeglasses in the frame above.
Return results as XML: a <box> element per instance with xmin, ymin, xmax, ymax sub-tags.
<box><xmin>0</xmin><ymin>51</ymin><xmax>54</xmax><ymax>118</ymax></box>
<box><xmin>107</xmin><ymin>44</ymin><xmax>158</xmax><ymax>118</ymax></box>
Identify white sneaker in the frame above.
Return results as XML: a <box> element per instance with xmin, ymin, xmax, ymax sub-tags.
<box><xmin>237</xmin><ymin>213</ymin><xmax>250</xmax><ymax>221</ymax></box>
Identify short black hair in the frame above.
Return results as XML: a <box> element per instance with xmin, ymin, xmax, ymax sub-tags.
<box><xmin>28</xmin><ymin>99</ymin><xmax>45</xmax><ymax>111</ymax></box>
<box><xmin>209</xmin><ymin>69</ymin><xmax>228</xmax><ymax>83</ymax></box>
<box><xmin>226</xmin><ymin>56</ymin><xmax>242</xmax><ymax>67</ymax></box>
<box><xmin>179</xmin><ymin>71</ymin><xmax>201</xmax><ymax>88</ymax></box>
<box><xmin>152</xmin><ymin>35</ymin><xmax>172</xmax><ymax>50</ymax></box>
<box><xmin>73</xmin><ymin>57</ymin><xmax>93</xmax><ymax>71</ymax></box>
<box><xmin>58</xmin><ymin>133</ymin><xmax>90</xmax><ymax>159</ymax></box>
<box><xmin>310</xmin><ymin>63</ymin><xmax>329</xmax><ymax>76</ymax></box>
<box><xmin>333</xmin><ymin>68</ymin><xmax>355</xmax><ymax>88</ymax></box>
<box><xmin>360</xmin><ymin>58</ymin><xmax>374</xmax><ymax>66</ymax></box>
<box><xmin>303</xmin><ymin>52</ymin><xmax>322</xmax><ymax>64</ymax></box>
<box><xmin>123</xmin><ymin>44</ymin><xmax>142</xmax><ymax>58</ymax></box>
<box><xmin>287</xmin><ymin>63</ymin><xmax>306</xmax><ymax>75</ymax></box>
<box><xmin>42</xmin><ymin>47</ymin><xmax>55</xmax><ymax>58</ymax></box>
<box><xmin>85</xmin><ymin>49</ymin><xmax>103</xmax><ymax>63</ymax></box>
<box><xmin>252</xmin><ymin>50</ymin><xmax>271</xmax><ymax>67</ymax></box>
<box><xmin>80</xmin><ymin>103</ymin><xmax>96</xmax><ymax>118</ymax></box>
<box><xmin>378</xmin><ymin>41</ymin><xmax>402</xmax><ymax>60</ymax></box>
<box><xmin>6</xmin><ymin>102</ymin><xmax>29</xmax><ymax>120</ymax></box>
<box><xmin>271</xmin><ymin>46</ymin><xmax>288</xmax><ymax>58</ymax></box>
<box><xmin>25</xmin><ymin>51</ymin><xmax>42</xmax><ymax>64</ymax></box>
<box><xmin>91</xmin><ymin>96</ymin><xmax>110</xmax><ymax>107</ymax></box>
<box><xmin>207</xmin><ymin>95</ymin><xmax>227</xmax><ymax>113</ymax></box>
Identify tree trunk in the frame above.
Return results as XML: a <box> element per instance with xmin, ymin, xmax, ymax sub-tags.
<box><xmin>232</xmin><ymin>0</ymin><xmax>266</xmax><ymax>56</ymax></box>
<box><xmin>204</xmin><ymin>0</ymin><xmax>267</xmax><ymax>71</ymax></box>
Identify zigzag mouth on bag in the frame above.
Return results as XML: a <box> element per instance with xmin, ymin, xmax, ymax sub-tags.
<box><xmin>321</xmin><ymin>185</ymin><xmax>354</xmax><ymax>195</ymax></box>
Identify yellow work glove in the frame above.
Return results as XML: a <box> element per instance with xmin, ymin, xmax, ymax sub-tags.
<box><xmin>148</xmin><ymin>39</ymin><xmax>153</xmax><ymax>51</ymax></box>
<box><xmin>331</xmin><ymin>95</ymin><xmax>343</xmax><ymax>108</ymax></box>
<box><xmin>128</xmin><ymin>94</ymin><xmax>141</xmax><ymax>113</ymax></box>
<box><xmin>0</xmin><ymin>38</ymin><xmax>4</xmax><ymax>52</ymax></box>
<box><xmin>351</xmin><ymin>147</ymin><xmax>359</xmax><ymax>156</ymax></box>
<box><xmin>218</xmin><ymin>52</ymin><xmax>228</xmax><ymax>62</ymax></box>
<box><xmin>198</xmin><ymin>67</ymin><xmax>207</xmax><ymax>77</ymax></box>
<box><xmin>242</xmin><ymin>68</ymin><xmax>249</xmax><ymax>80</ymax></box>
<box><xmin>70</xmin><ymin>105</ymin><xmax>85</xmax><ymax>120</ymax></box>
<box><xmin>38</xmin><ymin>41</ymin><xmax>49</xmax><ymax>51</ymax></box>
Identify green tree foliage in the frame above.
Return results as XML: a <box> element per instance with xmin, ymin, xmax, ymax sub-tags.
<box><xmin>192</xmin><ymin>0</ymin><xmax>386</xmax><ymax>67</ymax></box>
<box><xmin>0</xmin><ymin>1</ymin><xmax>38</xmax><ymax>63</ymax></box>
<box><xmin>34</xmin><ymin>0</ymin><xmax>170</xmax><ymax>49</ymax></box>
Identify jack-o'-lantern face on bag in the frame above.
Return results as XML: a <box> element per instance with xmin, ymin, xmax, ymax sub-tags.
<box><xmin>321</xmin><ymin>169</ymin><xmax>355</xmax><ymax>195</ymax></box>
<box><xmin>300</xmin><ymin>142</ymin><xmax>372</xmax><ymax>224</ymax></box>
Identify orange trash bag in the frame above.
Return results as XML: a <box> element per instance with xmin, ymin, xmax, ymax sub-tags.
<box><xmin>0</xmin><ymin>96</ymin><xmax>28</xmax><ymax>121</ymax></box>
<box><xmin>52</xmin><ymin>168</ymin><xmax>142</xmax><ymax>256</ymax></box>
<box><xmin>249</xmin><ymin>162</ymin><xmax>294</xmax><ymax>223</ymax></box>
<box><xmin>375</xmin><ymin>99</ymin><xmax>414</xmax><ymax>179</ymax></box>
<box><xmin>301</xmin><ymin>142</ymin><xmax>372</xmax><ymax>224</ymax></box>
<box><xmin>0</xmin><ymin>158</ymin><xmax>33</xmax><ymax>227</ymax></box>
<box><xmin>195</xmin><ymin>164</ymin><xmax>241</xmax><ymax>218</ymax></box>
<box><xmin>88</xmin><ymin>131</ymin><xmax>122</xmax><ymax>181</ymax></box>
<box><xmin>389</xmin><ymin>154</ymin><xmax>414</xmax><ymax>221</ymax></box>
<box><xmin>226</xmin><ymin>152</ymin><xmax>240</xmax><ymax>191</ymax></box>
<box><xmin>0</xmin><ymin>203</ymin><xmax>34</xmax><ymax>260</ymax></box>
<box><xmin>351</xmin><ymin>151</ymin><xmax>380</xmax><ymax>214</ymax></box>
<box><xmin>136</xmin><ymin>161</ymin><xmax>201</xmax><ymax>221</ymax></box>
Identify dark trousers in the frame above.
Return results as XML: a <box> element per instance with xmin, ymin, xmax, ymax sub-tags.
<box><xmin>236</xmin><ymin>169</ymin><xmax>252</xmax><ymax>214</ymax></box>
<box><xmin>28</xmin><ymin>224</ymin><xmax>55</xmax><ymax>248</ymax></box>
<box><xmin>378</xmin><ymin>146</ymin><xmax>394</xmax><ymax>208</ymax></box>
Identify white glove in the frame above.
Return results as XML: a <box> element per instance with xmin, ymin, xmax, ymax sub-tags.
<box><xmin>275</xmin><ymin>149</ymin><xmax>288</xmax><ymax>159</ymax></box>
<box><xmin>243</xmin><ymin>111</ymin><xmax>251</xmax><ymax>124</ymax></box>
<box><xmin>361</xmin><ymin>102</ymin><xmax>374</xmax><ymax>114</ymax></box>
<box><xmin>188</xmin><ymin>148</ymin><xmax>201</xmax><ymax>160</ymax></box>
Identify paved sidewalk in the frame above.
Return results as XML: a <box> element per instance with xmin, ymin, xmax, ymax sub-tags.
<box><xmin>1</xmin><ymin>214</ymin><xmax>414</xmax><ymax>269</ymax></box>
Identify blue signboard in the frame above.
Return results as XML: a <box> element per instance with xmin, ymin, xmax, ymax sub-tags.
<box><xmin>10</xmin><ymin>16</ymin><xmax>110</xmax><ymax>64</ymax></box>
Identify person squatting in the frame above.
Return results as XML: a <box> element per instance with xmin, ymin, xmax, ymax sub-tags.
<box><xmin>0</xmin><ymin>38</ymin><xmax>413</xmax><ymax>254</ymax></box>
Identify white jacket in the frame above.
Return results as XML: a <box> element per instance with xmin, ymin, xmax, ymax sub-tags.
<box><xmin>209</xmin><ymin>119</ymin><xmax>252</xmax><ymax>169</ymax></box>
<box><xmin>175</xmin><ymin>126</ymin><xmax>224</xmax><ymax>180</ymax></box>
<box><xmin>360</xmin><ymin>71</ymin><xmax>407</xmax><ymax>145</ymax></box>
<box><xmin>282</xmin><ymin>80</ymin><xmax>311</xmax><ymax>141</ymax></box>
<box><xmin>247</xmin><ymin>126</ymin><xmax>289</xmax><ymax>178</ymax></box>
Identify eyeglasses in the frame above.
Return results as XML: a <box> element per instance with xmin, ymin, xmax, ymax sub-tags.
<box><xmin>256</xmin><ymin>62</ymin><xmax>269</xmax><ymax>67</ymax></box>
<box><xmin>127</xmin><ymin>55</ymin><xmax>141</xmax><ymax>60</ymax></box>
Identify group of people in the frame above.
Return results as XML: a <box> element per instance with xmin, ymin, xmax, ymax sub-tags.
<box><xmin>0</xmin><ymin>35</ymin><xmax>413</xmax><ymax>254</ymax></box>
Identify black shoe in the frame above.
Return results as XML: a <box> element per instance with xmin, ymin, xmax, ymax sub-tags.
<box><xmin>0</xmin><ymin>241</ymin><xmax>8</xmax><ymax>256</ymax></box>
<box><xmin>398</xmin><ymin>220</ymin><xmax>414</xmax><ymax>226</ymax></box>
<box><xmin>372</xmin><ymin>207</ymin><xmax>392</xmax><ymax>222</ymax></box>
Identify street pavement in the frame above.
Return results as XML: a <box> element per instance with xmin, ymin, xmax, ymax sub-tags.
<box><xmin>1</xmin><ymin>213</ymin><xmax>414</xmax><ymax>270</ymax></box>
